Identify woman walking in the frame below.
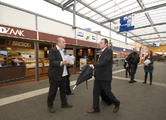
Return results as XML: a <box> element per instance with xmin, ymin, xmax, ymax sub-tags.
<box><xmin>143</xmin><ymin>50</ymin><xmax>154</xmax><ymax>85</ymax></box>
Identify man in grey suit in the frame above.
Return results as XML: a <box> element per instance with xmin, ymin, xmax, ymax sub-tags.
<box><xmin>88</xmin><ymin>38</ymin><xmax>120</xmax><ymax>113</ymax></box>
<box><xmin>47</xmin><ymin>37</ymin><xmax>72</xmax><ymax>113</ymax></box>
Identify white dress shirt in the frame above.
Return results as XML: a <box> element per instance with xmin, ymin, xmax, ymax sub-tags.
<box><xmin>56</xmin><ymin>45</ymin><xmax>68</xmax><ymax>77</ymax></box>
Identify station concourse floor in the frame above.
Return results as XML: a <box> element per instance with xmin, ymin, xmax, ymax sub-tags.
<box><xmin>0</xmin><ymin>62</ymin><xmax>166</xmax><ymax>120</ymax></box>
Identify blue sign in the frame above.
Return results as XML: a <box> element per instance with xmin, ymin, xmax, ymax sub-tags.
<box><xmin>119</xmin><ymin>14</ymin><xmax>135</xmax><ymax>32</ymax></box>
<box><xmin>85</xmin><ymin>28</ymin><xmax>91</xmax><ymax>31</ymax></box>
<box><xmin>120</xmin><ymin>14</ymin><xmax>132</xmax><ymax>25</ymax></box>
<box><xmin>119</xmin><ymin>25</ymin><xmax>135</xmax><ymax>32</ymax></box>
<box><xmin>92</xmin><ymin>36</ymin><xmax>96</xmax><ymax>40</ymax></box>
<box><xmin>77</xmin><ymin>32</ymin><xmax>84</xmax><ymax>37</ymax></box>
<box><xmin>153</xmin><ymin>43</ymin><xmax>159</xmax><ymax>47</ymax></box>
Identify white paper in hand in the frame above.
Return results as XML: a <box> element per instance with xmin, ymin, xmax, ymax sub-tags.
<box><xmin>64</xmin><ymin>55</ymin><xmax>75</xmax><ymax>64</ymax></box>
<box><xmin>144</xmin><ymin>59</ymin><xmax>151</xmax><ymax>64</ymax></box>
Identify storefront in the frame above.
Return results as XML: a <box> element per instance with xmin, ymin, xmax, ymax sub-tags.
<box><xmin>0</xmin><ymin>24</ymin><xmax>100</xmax><ymax>85</ymax></box>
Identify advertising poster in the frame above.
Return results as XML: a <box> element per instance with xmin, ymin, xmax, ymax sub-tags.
<box><xmin>80</xmin><ymin>58</ymin><xmax>87</xmax><ymax>70</ymax></box>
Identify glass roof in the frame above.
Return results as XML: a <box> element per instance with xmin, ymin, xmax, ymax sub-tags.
<box><xmin>45</xmin><ymin>0</ymin><xmax>166</xmax><ymax>46</ymax></box>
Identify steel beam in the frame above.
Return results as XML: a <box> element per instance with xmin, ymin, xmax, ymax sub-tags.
<box><xmin>129</xmin><ymin>32</ymin><xmax>166</xmax><ymax>38</ymax></box>
<box><xmin>100</xmin><ymin>2</ymin><xmax>166</xmax><ymax>24</ymax></box>
<box><xmin>63</xmin><ymin>0</ymin><xmax>74</xmax><ymax>7</ymax></box>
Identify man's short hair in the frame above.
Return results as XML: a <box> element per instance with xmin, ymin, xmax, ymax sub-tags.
<box><xmin>101</xmin><ymin>38</ymin><xmax>108</xmax><ymax>46</ymax></box>
<box><xmin>56</xmin><ymin>38</ymin><xmax>61</xmax><ymax>43</ymax></box>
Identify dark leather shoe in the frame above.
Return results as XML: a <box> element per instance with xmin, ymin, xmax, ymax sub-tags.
<box><xmin>87</xmin><ymin>109</ymin><xmax>99</xmax><ymax>113</ymax></box>
<box><xmin>142</xmin><ymin>82</ymin><xmax>146</xmax><ymax>84</ymax></box>
<box><xmin>113</xmin><ymin>106</ymin><xmax>120</xmax><ymax>113</ymax></box>
<box><xmin>133</xmin><ymin>80</ymin><xmax>137</xmax><ymax>82</ymax></box>
<box><xmin>61</xmin><ymin>104</ymin><xmax>73</xmax><ymax>108</ymax></box>
<box><xmin>66</xmin><ymin>93</ymin><xmax>74</xmax><ymax>95</ymax></box>
<box><xmin>129</xmin><ymin>81</ymin><xmax>134</xmax><ymax>83</ymax></box>
<box><xmin>48</xmin><ymin>107</ymin><xmax>55</xmax><ymax>113</ymax></box>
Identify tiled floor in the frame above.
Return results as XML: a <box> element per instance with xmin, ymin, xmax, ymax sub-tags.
<box><xmin>0</xmin><ymin>62</ymin><xmax>166</xmax><ymax>120</ymax></box>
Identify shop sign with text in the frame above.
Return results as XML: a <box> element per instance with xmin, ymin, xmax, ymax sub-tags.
<box><xmin>5</xmin><ymin>40</ymin><xmax>34</xmax><ymax>48</ymax></box>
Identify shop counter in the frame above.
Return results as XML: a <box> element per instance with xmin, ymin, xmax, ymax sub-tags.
<box><xmin>0</xmin><ymin>65</ymin><xmax>25</xmax><ymax>81</ymax></box>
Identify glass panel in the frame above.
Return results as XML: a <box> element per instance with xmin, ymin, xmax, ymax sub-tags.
<box><xmin>159</xmin><ymin>33</ymin><xmax>166</xmax><ymax>37</ymax></box>
<box><xmin>78</xmin><ymin>7</ymin><xmax>91</xmax><ymax>14</ymax></box>
<box><xmin>53</xmin><ymin>0</ymin><xmax>64</xmax><ymax>3</ymax></box>
<box><xmin>104</xmin><ymin>7</ymin><xmax>117</xmax><ymax>15</ymax></box>
<box><xmin>61</xmin><ymin>0</ymin><xmax>69</xmax><ymax>4</ymax></box>
<box><xmin>76</xmin><ymin>3</ymin><xmax>85</xmax><ymax>11</ymax></box>
<box><xmin>118</xmin><ymin>0</ymin><xmax>136</xmax><ymax>8</ymax></box>
<box><xmin>96</xmin><ymin>1</ymin><xmax>115</xmax><ymax>12</ymax></box>
<box><xmin>155</xmin><ymin>25</ymin><xmax>166</xmax><ymax>32</ymax></box>
<box><xmin>96</xmin><ymin>18</ymin><xmax>107</xmax><ymax>22</ymax></box>
<box><xmin>143</xmin><ymin>0</ymin><xmax>166</xmax><ymax>8</ymax></box>
<box><xmin>83</xmin><ymin>0</ymin><xmax>95</xmax><ymax>4</ymax></box>
<box><xmin>91</xmin><ymin>14</ymin><xmax>103</xmax><ymax>20</ymax></box>
<box><xmin>90</xmin><ymin>0</ymin><xmax>109</xmax><ymax>8</ymax></box>
<box><xmin>85</xmin><ymin>11</ymin><xmax>97</xmax><ymax>17</ymax></box>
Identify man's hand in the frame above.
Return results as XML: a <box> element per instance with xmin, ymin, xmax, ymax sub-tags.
<box><xmin>145</xmin><ymin>64</ymin><xmax>148</xmax><ymax>66</ymax></box>
<box><xmin>62</xmin><ymin>60</ymin><xmax>70</xmax><ymax>65</ymax></box>
<box><xmin>89</xmin><ymin>64</ymin><xmax>93</xmax><ymax>68</ymax></box>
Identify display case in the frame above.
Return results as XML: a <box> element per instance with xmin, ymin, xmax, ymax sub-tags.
<box><xmin>22</xmin><ymin>58</ymin><xmax>43</xmax><ymax>77</ymax></box>
<box><xmin>41</xmin><ymin>58</ymin><xmax>49</xmax><ymax>67</ymax></box>
<box><xmin>23</xmin><ymin>58</ymin><xmax>43</xmax><ymax>69</ymax></box>
<box><xmin>40</xmin><ymin>58</ymin><xmax>49</xmax><ymax>74</ymax></box>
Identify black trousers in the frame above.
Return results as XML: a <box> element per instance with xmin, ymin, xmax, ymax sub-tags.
<box><xmin>93</xmin><ymin>80</ymin><xmax>120</xmax><ymax>112</ymax></box>
<box><xmin>130</xmin><ymin>64</ymin><xmax>138</xmax><ymax>81</ymax></box>
<box><xmin>47</xmin><ymin>76</ymin><xmax>68</xmax><ymax>107</ymax></box>
<box><xmin>125</xmin><ymin>67</ymin><xmax>130</xmax><ymax>77</ymax></box>
<box><xmin>66</xmin><ymin>76</ymin><xmax>72</xmax><ymax>94</ymax></box>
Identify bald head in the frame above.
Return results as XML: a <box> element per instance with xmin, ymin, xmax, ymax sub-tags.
<box><xmin>56</xmin><ymin>37</ymin><xmax>66</xmax><ymax>50</ymax></box>
<box><xmin>133</xmin><ymin>47</ymin><xmax>137</xmax><ymax>52</ymax></box>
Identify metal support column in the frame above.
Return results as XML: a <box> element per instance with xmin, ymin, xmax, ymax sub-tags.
<box><xmin>73</xmin><ymin>46</ymin><xmax>76</xmax><ymax>74</ymax></box>
<box><xmin>73</xmin><ymin>0</ymin><xmax>76</xmax><ymax>28</ymax></box>
<box><xmin>125</xmin><ymin>33</ymin><xmax>127</xmax><ymax>43</ymax></box>
<box><xmin>94</xmin><ymin>48</ymin><xmax>97</xmax><ymax>63</ymax></box>
<box><xmin>109</xmin><ymin>22</ymin><xmax>113</xmax><ymax>50</ymax></box>
<box><xmin>34</xmin><ymin>15</ymin><xmax>40</xmax><ymax>81</ymax></box>
<box><xmin>34</xmin><ymin>41</ymin><xmax>40</xmax><ymax>81</ymax></box>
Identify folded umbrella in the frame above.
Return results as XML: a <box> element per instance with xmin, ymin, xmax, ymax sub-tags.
<box><xmin>73</xmin><ymin>65</ymin><xmax>93</xmax><ymax>90</ymax></box>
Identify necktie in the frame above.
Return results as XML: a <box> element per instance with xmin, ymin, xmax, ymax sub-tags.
<box><xmin>100</xmin><ymin>51</ymin><xmax>103</xmax><ymax>55</ymax></box>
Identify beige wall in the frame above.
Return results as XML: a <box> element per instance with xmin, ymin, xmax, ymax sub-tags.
<box><xmin>0</xmin><ymin>5</ymin><xmax>36</xmax><ymax>30</ymax></box>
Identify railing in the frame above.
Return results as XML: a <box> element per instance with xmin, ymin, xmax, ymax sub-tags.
<box><xmin>113</xmin><ymin>58</ymin><xmax>125</xmax><ymax>68</ymax></box>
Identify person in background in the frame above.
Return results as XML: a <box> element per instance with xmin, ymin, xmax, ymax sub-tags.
<box><xmin>164</xmin><ymin>56</ymin><xmax>166</xmax><ymax>65</ymax></box>
<box><xmin>66</xmin><ymin>65</ymin><xmax>74</xmax><ymax>95</ymax></box>
<box><xmin>123</xmin><ymin>56</ymin><xmax>130</xmax><ymax>78</ymax></box>
<box><xmin>29</xmin><ymin>55</ymin><xmax>32</xmax><ymax>58</ymax></box>
<box><xmin>18</xmin><ymin>52</ymin><xmax>23</xmax><ymax>58</ymax></box>
<box><xmin>91</xmin><ymin>58</ymin><xmax>95</xmax><ymax>64</ymax></box>
<box><xmin>126</xmin><ymin>47</ymin><xmax>140</xmax><ymax>83</ymax></box>
<box><xmin>143</xmin><ymin>50</ymin><xmax>154</xmax><ymax>85</ymax></box>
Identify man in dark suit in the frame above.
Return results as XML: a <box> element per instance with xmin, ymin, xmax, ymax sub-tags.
<box><xmin>88</xmin><ymin>38</ymin><xmax>120</xmax><ymax>113</ymax></box>
<box><xmin>47</xmin><ymin>37</ymin><xmax>72</xmax><ymax>113</ymax></box>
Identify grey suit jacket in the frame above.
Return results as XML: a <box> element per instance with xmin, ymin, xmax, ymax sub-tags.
<box><xmin>47</xmin><ymin>47</ymin><xmax>64</xmax><ymax>81</ymax></box>
<box><xmin>94</xmin><ymin>47</ymin><xmax>113</xmax><ymax>81</ymax></box>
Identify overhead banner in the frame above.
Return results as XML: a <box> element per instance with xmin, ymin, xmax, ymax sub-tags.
<box><xmin>115</xmin><ymin>14</ymin><xmax>135</xmax><ymax>32</ymax></box>
<box><xmin>153</xmin><ymin>43</ymin><xmax>160</xmax><ymax>47</ymax></box>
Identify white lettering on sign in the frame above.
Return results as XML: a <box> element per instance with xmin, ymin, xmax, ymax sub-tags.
<box><xmin>5</xmin><ymin>40</ymin><xmax>33</xmax><ymax>48</ymax></box>
<box><xmin>0</xmin><ymin>26</ymin><xmax>24</xmax><ymax>36</ymax></box>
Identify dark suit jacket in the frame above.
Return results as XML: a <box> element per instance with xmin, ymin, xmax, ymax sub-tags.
<box><xmin>47</xmin><ymin>47</ymin><xmax>64</xmax><ymax>81</ymax></box>
<box><xmin>94</xmin><ymin>47</ymin><xmax>112</xmax><ymax>81</ymax></box>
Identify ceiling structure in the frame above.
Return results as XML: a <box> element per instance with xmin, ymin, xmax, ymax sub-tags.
<box><xmin>44</xmin><ymin>0</ymin><xmax>166</xmax><ymax>46</ymax></box>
